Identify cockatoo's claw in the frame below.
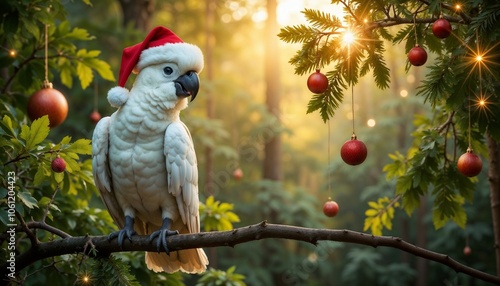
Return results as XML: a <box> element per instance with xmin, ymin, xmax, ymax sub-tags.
<box><xmin>149</xmin><ymin>228</ymin><xmax>179</xmax><ymax>253</ymax></box>
<box><xmin>108</xmin><ymin>216</ymin><xmax>136</xmax><ymax>249</ymax></box>
<box><xmin>149</xmin><ymin>218</ymin><xmax>179</xmax><ymax>253</ymax></box>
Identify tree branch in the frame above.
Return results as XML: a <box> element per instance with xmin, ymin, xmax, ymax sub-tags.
<box><xmin>3</xmin><ymin>222</ymin><xmax>499</xmax><ymax>284</ymax></box>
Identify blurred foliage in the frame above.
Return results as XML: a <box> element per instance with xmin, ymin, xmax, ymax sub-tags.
<box><xmin>199</xmin><ymin>196</ymin><xmax>240</xmax><ymax>232</ymax></box>
<box><xmin>196</xmin><ymin>266</ymin><xmax>246</xmax><ymax>286</ymax></box>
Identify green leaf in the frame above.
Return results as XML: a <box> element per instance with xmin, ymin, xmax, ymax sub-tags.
<box><xmin>66</xmin><ymin>27</ymin><xmax>93</xmax><ymax>41</ymax></box>
<box><xmin>65</xmin><ymin>138</ymin><xmax>92</xmax><ymax>155</ymax></box>
<box><xmin>1</xmin><ymin>115</ymin><xmax>16</xmax><ymax>137</ymax></box>
<box><xmin>60</xmin><ymin>64</ymin><xmax>73</xmax><ymax>88</ymax></box>
<box><xmin>86</xmin><ymin>58</ymin><xmax>115</xmax><ymax>81</ymax></box>
<box><xmin>34</xmin><ymin>164</ymin><xmax>50</xmax><ymax>186</ymax></box>
<box><xmin>53</xmin><ymin>171</ymin><xmax>65</xmax><ymax>184</ymax></box>
<box><xmin>24</xmin><ymin>115</ymin><xmax>50</xmax><ymax>150</ymax></box>
<box><xmin>18</xmin><ymin>191</ymin><xmax>38</xmax><ymax>209</ymax></box>
<box><xmin>76</xmin><ymin>61</ymin><xmax>93</xmax><ymax>89</ymax></box>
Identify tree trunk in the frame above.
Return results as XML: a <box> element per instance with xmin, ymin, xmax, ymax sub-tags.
<box><xmin>117</xmin><ymin>0</ymin><xmax>155</xmax><ymax>31</ymax></box>
<box><xmin>415</xmin><ymin>199</ymin><xmax>428</xmax><ymax>286</ymax></box>
<box><xmin>263</xmin><ymin>1</ymin><xmax>281</xmax><ymax>284</ymax></box>
<box><xmin>204</xmin><ymin>0</ymin><xmax>217</xmax><ymax>269</ymax></box>
<box><xmin>487</xmin><ymin>135</ymin><xmax>500</xmax><ymax>276</ymax></box>
<box><xmin>204</xmin><ymin>0</ymin><xmax>215</xmax><ymax>197</ymax></box>
<box><xmin>263</xmin><ymin>0</ymin><xmax>281</xmax><ymax>181</ymax></box>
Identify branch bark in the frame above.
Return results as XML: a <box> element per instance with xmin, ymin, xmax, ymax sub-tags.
<box><xmin>488</xmin><ymin>135</ymin><xmax>500</xmax><ymax>276</ymax></box>
<box><xmin>3</xmin><ymin>222</ymin><xmax>500</xmax><ymax>284</ymax></box>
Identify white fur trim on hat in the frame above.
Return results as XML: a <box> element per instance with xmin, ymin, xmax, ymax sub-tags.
<box><xmin>108</xmin><ymin>86</ymin><xmax>129</xmax><ymax>108</ymax></box>
<box><xmin>136</xmin><ymin>43</ymin><xmax>204</xmax><ymax>74</ymax></box>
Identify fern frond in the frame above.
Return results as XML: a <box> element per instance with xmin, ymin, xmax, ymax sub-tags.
<box><xmin>302</xmin><ymin>8</ymin><xmax>343</xmax><ymax>30</ymax></box>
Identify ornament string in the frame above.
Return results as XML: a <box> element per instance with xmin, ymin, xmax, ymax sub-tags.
<box><xmin>351</xmin><ymin>85</ymin><xmax>355</xmax><ymax>136</ymax></box>
<box><xmin>468</xmin><ymin>92</ymin><xmax>471</xmax><ymax>149</ymax></box>
<box><xmin>327</xmin><ymin>119</ymin><xmax>331</xmax><ymax>196</ymax></box>
<box><xmin>94</xmin><ymin>80</ymin><xmax>99</xmax><ymax>112</ymax></box>
<box><xmin>413</xmin><ymin>15</ymin><xmax>418</xmax><ymax>45</ymax></box>
<box><xmin>44</xmin><ymin>24</ymin><xmax>50</xmax><ymax>88</ymax></box>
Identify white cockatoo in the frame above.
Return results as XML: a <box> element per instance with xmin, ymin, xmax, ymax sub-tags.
<box><xmin>92</xmin><ymin>26</ymin><xmax>208</xmax><ymax>273</ymax></box>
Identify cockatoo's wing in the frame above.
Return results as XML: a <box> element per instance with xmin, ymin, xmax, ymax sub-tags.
<box><xmin>92</xmin><ymin>117</ymin><xmax>125</xmax><ymax>229</ymax></box>
<box><xmin>165</xmin><ymin>121</ymin><xmax>200</xmax><ymax>234</ymax></box>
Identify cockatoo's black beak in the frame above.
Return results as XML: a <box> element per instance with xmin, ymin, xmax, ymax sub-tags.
<box><xmin>174</xmin><ymin>71</ymin><xmax>199</xmax><ymax>101</ymax></box>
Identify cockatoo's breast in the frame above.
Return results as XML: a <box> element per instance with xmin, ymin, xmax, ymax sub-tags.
<box><xmin>108</xmin><ymin>94</ymin><xmax>179</xmax><ymax>226</ymax></box>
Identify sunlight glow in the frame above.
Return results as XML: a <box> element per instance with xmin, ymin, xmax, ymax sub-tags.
<box><xmin>343</xmin><ymin>31</ymin><xmax>355</xmax><ymax>45</ymax></box>
<box><xmin>272</xmin><ymin>0</ymin><xmax>345</xmax><ymax>26</ymax></box>
<box><xmin>9</xmin><ymin>50</ymin><xmax>16</xmax><ymax>57</ymax></box>
<box><xmin>455</xmin><ymin>4</ymin><xmax>461</xmax><ymax>10</ymax></box>
<box><xmin>400</xmin><ymin>89</ymin><xmax>408</xmax><ymax>98</ymax></box>
<box><xmin>252</xmin><ymin>8</ymin><xmax>267</xmax><ymax>22</ymax></box>
<box><xmin>476</xmin><ymin>55</ymin><xmax>483</xmax><ymax>62</ymax></box>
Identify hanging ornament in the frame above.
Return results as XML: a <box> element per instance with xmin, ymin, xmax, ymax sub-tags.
<box><xmin>232</xmin><ymin>167</ymin><xmax>243</xmax><ymax>180</ymax></box>
<box><xmin>341</xmin><ymin>86</ymin><xmax>367</xmax><ymax>165</ymax></box>
<box><xmin>458</xmin><ymin>80</ymin><xmax>483</xmax><ymax>177</ymax></box>
<box><xmin>89</xmin><ymin>80</ymin><xmax>102</xmax><ymax>124</ymax></box>
<box><xmin>307</xmin><ymin>69</ymin><xmax>328</xmax><ymax>94</ymax></box>
<box><xmin>457</xmin><ymin>148</ymin><xmax>482</xmax><ymax>177</ymax></box>
<box><xmin>432</xmin><ymin>16</ymin><xmax>452</xmax><ymax>39</ymax></box>
<box><xmin>408</xmin><ymin>45</ymin><xmax>428</xmax><ymax>66</ymax></box>
<box><xmin>323</xmin><ymin>197</ymin><xmax>339</xmax><ymax>217</ymax></box>
<box><xmin>408</xmin><ymin>16</ymin><xmax>428</xmax><ymax>66</ymax></box>
<box><xmin>341</xmin><ymin>134</ymin><xmax>367</xmax><ymax>166</ymax></box>
<box><xmin>307</xmin><ymin>35</ymin><xmax>329</xmax><ymax>94</ymax></box>
<box><xmin>27</xmin><ymin>24</ymin><xmax>68</xmax><ymax>128</ymax></box>
<box><xmin>51</xmin><ymin>154</ymin><xmax>66</xmax><ymax>173</ymax></box>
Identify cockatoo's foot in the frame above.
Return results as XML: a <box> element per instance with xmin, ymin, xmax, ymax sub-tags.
<box><xmin>149</xmin><ymin>218</ymin><xmax>179</xmax><ymax>253</ymax></box>
<box><xmin>108</xmin><ymin>216</ymin><xmax>136</xmax><ymax>249</ymax></box>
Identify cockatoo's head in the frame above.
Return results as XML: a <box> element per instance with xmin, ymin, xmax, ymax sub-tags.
<box><xmin>108</xmin><ymin>27</ymin><xmax>203</xmax><ymax>109</ymax></box>
<box><xmin>134</xmin><ymin>62</ymin><xmax>199</xmax><ymax>110</ymax></box>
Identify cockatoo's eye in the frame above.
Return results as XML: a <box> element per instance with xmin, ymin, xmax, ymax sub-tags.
<box><xmin>163</xmin><ymin>66</ymin><xmax>173</xmax><ymax>75</ymax></box>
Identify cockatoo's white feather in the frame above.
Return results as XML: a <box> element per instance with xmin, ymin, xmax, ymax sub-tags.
<box><xmin>92</xmin><ymin>60</ymin><xmax>208</xmax><ymax>273</ymax></box>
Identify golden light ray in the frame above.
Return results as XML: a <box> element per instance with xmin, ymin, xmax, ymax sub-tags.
<box><xmin>76</xmin><ymin>271</ymin><xmax>92</xmax><ymax>285</ymax></box>
<box><xmin>472</xmin><ymin>92</ymin><xmax>494</xmax><ymax>119</ymax></box>
<box><xmin>461</xmin><ymin>35</ymin><xmax>500</xmax><ymax>81</ymax></box>
<box><xmin>342</xmin><ymin>30</ymin><xmax>355</xmax><ymax>46</ymax></box>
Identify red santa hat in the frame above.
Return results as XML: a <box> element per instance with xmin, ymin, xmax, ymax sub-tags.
<box><xmin>108</xmin><ymin>26</ymin><xmax>204</xmax><ymax>108</ymax></box>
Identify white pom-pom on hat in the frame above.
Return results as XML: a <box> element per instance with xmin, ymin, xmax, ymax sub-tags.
<box><xmin>107</xmin><ymin>86</ymin><xmax>129</xmax><ymax>108</ymax></box>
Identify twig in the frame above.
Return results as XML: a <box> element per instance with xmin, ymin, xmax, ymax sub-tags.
<box><xmin>15</xmin><ymin>213</ymin><xmax>38</xmax><ymax>246</ymax></box>
<box><xmin>2</xmin><ymin>222</ymin><xmax>499</xmax><ymax>284</ymax></box>
<box><xmin>22</xmin><ymin>221</ymin><xmax>71</xmax><ymax>239</ymax></box>
<box><xmin>437</xmin><ymin>111</ymin><xmax>456</xmax><ymax>133</ymax></box>
<box><xmin>41</xmin><ymin>186</ymin><xmax>59</xmax><ymax>223</ymax></box>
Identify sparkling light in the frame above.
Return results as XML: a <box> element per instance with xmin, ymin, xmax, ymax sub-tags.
<box><xmin>9</xmin><ymin>50</ymin><xmax>16</xmax><ymax>57</ymax></box>
<box><xmin>473</xmin><ymin>92</ymin><xmax>493</xmax><ymax>118</ymax></box>
<box><xmin>476</xmin><ymin>55</ymin><xmax>483</xmax><ymax>62</ymax></box>
<box><xmin>400</xmin><ymin>89</ymin><xmax>408</xmax><ymax>98</ymax></box>
<box><xmin>77</xmin><ymin>272</ymin><xmax>92</xmax><ymax>284</ymax></box>
<box><xmin>455</xmin><ymin>4</ymin><xmax>461</xmax><ymax>10</ymax></box>
<box><xmin>367</xmin><ymin>119</ymin><xmax>376</xmax><ymax>127</ymax></box>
